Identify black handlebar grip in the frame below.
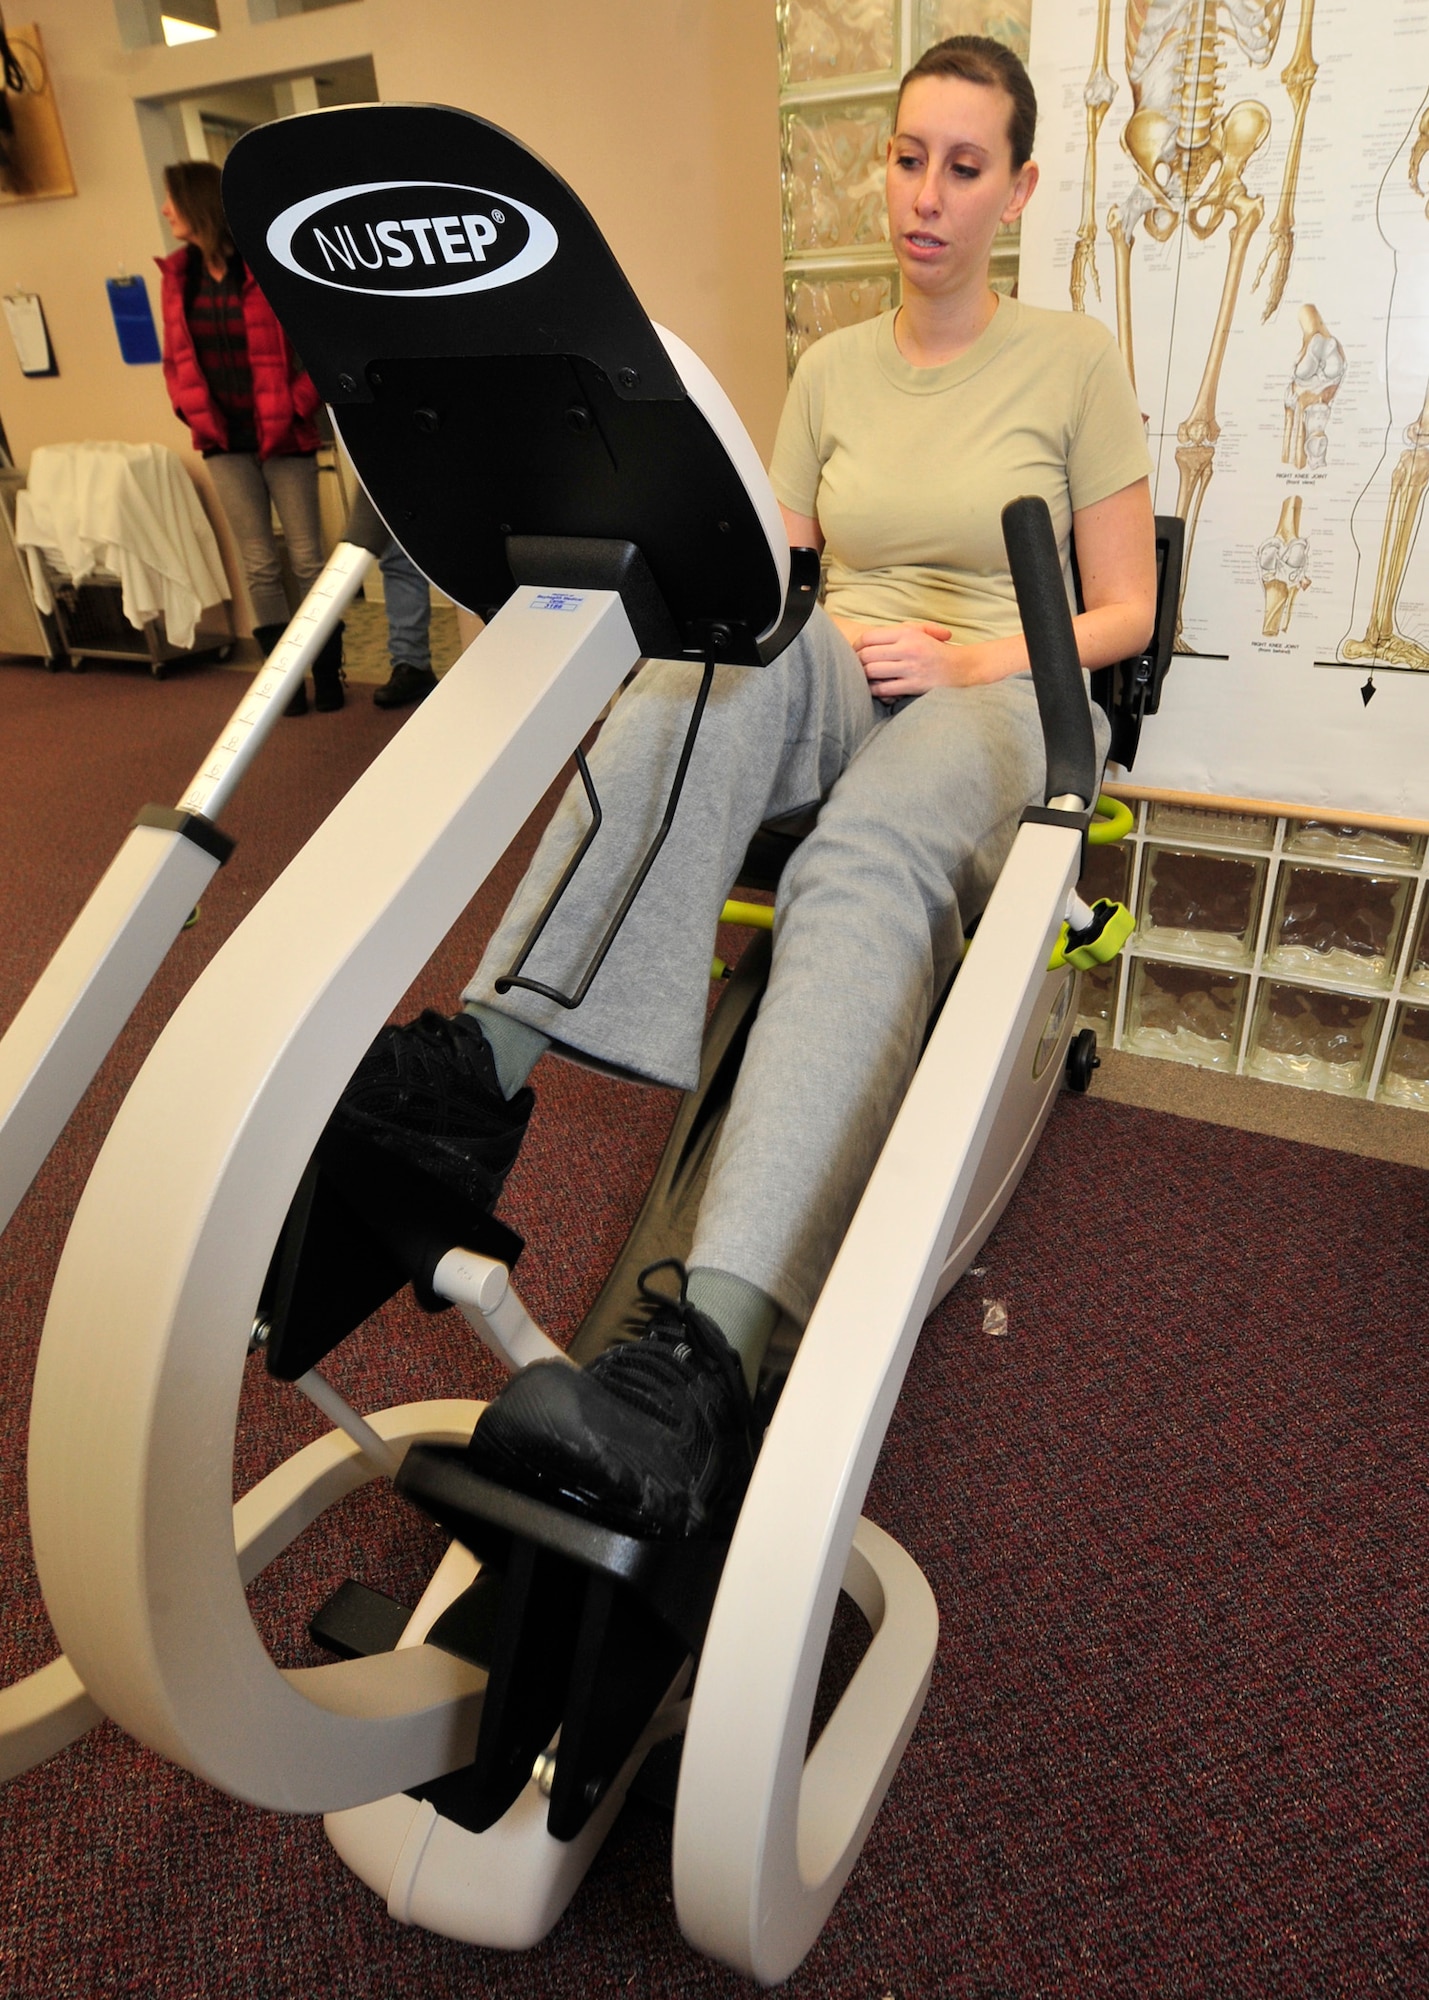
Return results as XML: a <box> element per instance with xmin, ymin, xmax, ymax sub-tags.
<box><xmin>1001</xmin><ymin>494</ymin><xmax>1097</xmax><ymax>809</ymax></box>
<box><xmin>341</xmin><ymin>483</ymin><xmax>396</xmax><ymax>559</ymax></box>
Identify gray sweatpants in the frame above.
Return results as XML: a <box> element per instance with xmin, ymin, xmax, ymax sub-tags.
<box><xmin>466</xmin><ymin>608</ymin><xmax>1102</xmax><ymax>1322</ymax></box>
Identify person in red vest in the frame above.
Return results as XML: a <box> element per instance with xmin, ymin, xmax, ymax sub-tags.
<box><xmin>158</xmin><ymin>158</ymin><xmax>342</xmax><ymax>712</ymax></box>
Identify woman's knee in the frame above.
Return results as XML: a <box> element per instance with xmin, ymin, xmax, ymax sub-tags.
<box><xmin>773</xmin><ymin>818</ymin><xmax>946</xmax><ymax>1006</ymax></box>
<box><xmin>235</xmin><ymin>535</ymin><xmax>283</xmax><ymax>599</ymax></box>
<box><xmin>780</xmin><ymin>771</ymin><xmax>971</xmax><ymax>923</ymax></box>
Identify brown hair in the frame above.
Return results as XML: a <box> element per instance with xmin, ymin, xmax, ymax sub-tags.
<box><xmin>897</xmin><ymin>36</ymin><xmax>1037</xmax><ymax>170</ymax></box>
<box><xmin>163</xmin><ymin>159</ymin><xmax>235</xmax><ymax>265</ymax></box>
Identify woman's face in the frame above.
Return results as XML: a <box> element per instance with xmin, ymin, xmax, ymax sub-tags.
<box><xmin>161</xmin><ymin>192</ymin><xmax>196</xmax><ymax>245</ymax></box>
<box><xmin>885</xmin><ymin>74</ymin><xmax>1037</xmax><ymax>301</ymax></box>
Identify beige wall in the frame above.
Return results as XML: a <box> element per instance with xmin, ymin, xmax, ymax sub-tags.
<box><xmin>1</xmin><ymin>0</ymin><xmax>785</xmax><ymax>616</ymax></box>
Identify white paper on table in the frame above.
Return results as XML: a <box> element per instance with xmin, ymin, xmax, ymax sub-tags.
<box><xmin>3</xmin><ymin>294</ymin><xmax>52</xmax><ymax>376</ymax></box>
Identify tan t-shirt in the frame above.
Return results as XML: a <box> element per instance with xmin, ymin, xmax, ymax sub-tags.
<box><xmin>769</xmin><ymin>297</ymin><xmax>1150</xmax><ymax>644</ymax></box>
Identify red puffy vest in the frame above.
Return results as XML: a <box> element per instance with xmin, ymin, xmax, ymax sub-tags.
<box><xmin>156</xmin><ymin>245</ymin><xmax>321</xmax><ymax>459</ymax></box>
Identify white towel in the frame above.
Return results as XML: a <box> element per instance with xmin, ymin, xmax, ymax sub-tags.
<box><xmin>15</xmin><ymin>441</ymin><xmax>229</xmax><ymax>650</ymax></box>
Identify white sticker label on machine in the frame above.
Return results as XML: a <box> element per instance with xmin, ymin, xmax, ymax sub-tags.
<box><xmin>530</xmin><ymin>591</ymin><xmax>585</xmax><ymax>612</ymax></box>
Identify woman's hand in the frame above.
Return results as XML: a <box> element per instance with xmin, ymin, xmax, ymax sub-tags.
<box><xmin>850</xmin><ymin>620</ymin><xmax>953</xmax><ymax>696</ymax></box>
<box><xmin>831</xmin><ymin>617</ymin><xmax>1008</xmax><ymax>696</ymax></box>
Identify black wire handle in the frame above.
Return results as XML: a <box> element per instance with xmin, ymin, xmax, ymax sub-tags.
<box><xmin>495</xmin><ymin>656</ymin><xmax>718</xmax><ymax>1011</ymax></box>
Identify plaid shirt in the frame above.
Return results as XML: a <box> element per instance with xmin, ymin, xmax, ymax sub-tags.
<box><xmin>187</xmin><ymin>255</ymin><xmax>257</xmax><ymax>456</ymax></box>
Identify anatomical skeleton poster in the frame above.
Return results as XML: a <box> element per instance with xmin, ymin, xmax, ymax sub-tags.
<box><xmin>1020</xmin><ymin>1</ymin><xmax>1429</xmax><ymax>818</ymax></box>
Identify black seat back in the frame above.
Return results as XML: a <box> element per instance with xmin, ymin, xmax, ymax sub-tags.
<box><xmin>1088</xmin><ymin>514</ymin><xmax>1184</xmax><ymax>770</ymax></box>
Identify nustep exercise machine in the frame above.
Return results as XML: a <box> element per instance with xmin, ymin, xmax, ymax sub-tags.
<box><xmin>27</xmin><ymin>104</ymin><xmax>1159</xmax><ymax>1983</ymax></box>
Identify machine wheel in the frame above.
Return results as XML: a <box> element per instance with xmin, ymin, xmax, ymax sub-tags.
<box><xmin>1065</xmin><ymin>1026</ymin><xmax>1099</xmax><ymax>1093</ymax></box>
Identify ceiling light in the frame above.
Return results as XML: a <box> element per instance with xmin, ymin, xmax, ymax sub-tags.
<box><xmin>161</xmin><ymin>15</ymin><xmax>218</xmax><ymax>44</ymax></box>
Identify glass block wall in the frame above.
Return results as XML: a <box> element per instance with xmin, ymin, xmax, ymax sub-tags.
<box><xmin>1076</xmin><ymin>805</ymin><xmax>1429</xmax><ymax>1108</ymax></box>
<box><xmin>777</xmin><ymin>0</ymin><xmax>1031</xmax><ymax>372</ymax></box>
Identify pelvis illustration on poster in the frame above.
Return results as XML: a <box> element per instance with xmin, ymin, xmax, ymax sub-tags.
<box><xmin>1021</xmin><ymin>2</ymin><xmax>1429</xmax><ymax>816</ymax></box>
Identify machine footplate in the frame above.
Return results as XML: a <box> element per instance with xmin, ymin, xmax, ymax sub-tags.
<box><xmin>398</xmin><ymin>1444</ymin><xmax>726</xmax><ymax>1840</ymax></box>
<box><xmin>260</xmin><ymin>1126</ymin><xmax>523</xmax><ymax>1381</ymax></box>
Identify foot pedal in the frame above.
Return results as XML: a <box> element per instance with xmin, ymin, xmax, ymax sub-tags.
<box><xmin>308</xmin><ymin>1578</ymin><xmax>412</xmax><ymax>1660</ymax></box>
<box><xmin>259</xmin><ymin>1125</ymin><xmax>524</xmax><ymax>1380</ymax></box>
<box><xmin>397</xmin><ymin>1444</ymin><xmax>725</xmax><ymax>1841</ymax></box>
<box><xmin>546</xmin><ymin>1569</ymin><xmax>686</xmax><ymax>1837</ymax></box>
<box><xmin>419</xmin><ymin>1535</ymin><xmax>589</xmax><ymax>1834</ymax></box>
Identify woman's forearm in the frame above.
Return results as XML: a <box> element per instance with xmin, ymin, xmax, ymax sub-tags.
<box><xmin>948</xmin><ymin>596</ymin><xmax>1156</xmax><ymax>685</ymax></box>
<box><xmin>833</xmin><ymin>593</ymin><xmax>1156</xmax><ymax>693</ymax></box>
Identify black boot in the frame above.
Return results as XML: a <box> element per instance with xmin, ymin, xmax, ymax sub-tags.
<box><xmin>373</xmin><ymin>661</ymin><xmax>438</xmax><ymax>709</ymax></box>
<box><xmin>253</xmin><ymin>621</ymin><xmax>306</xmax><ymax>715</ymax></box>
<box><xmin>312</xmin><ymin>622</ymin><xmax>346</xmax><ymax>712</ymax></box>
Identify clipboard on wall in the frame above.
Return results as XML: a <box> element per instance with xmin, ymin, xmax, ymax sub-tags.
<box><xmin>2</xmin><ymin>291</ymin><xmax>56</xmax><ymax>375</ymax></box>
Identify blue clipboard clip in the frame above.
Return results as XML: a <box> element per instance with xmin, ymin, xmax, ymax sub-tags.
<box><xmin>107</xmin><ymin>275</ymin><xmax>162</xmax><ymax>366</ymax></box>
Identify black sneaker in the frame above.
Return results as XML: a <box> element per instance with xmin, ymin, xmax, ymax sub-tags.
<box><xmin>329</xmin><ymin>1009</ymin><xmax>533</xmax><ymax>1213</ymax></box>
<box><xmin>374</xmin><ymin>662</ymin><xmax>438</xmax><ymax>709</ymax></box>
<box><xmin>463</xmin><ymin>1261</ymin><xmax>754</xmax><ymax>1539</ymax></box>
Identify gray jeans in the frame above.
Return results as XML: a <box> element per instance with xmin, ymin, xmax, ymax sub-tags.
<box><xmin>466</xmin><ymin>609</ymin><xmax>1104</xmax><ymax>1321</ymax></box>
<box><xmin>205</xmin><ymin>451</ymin><xmax>324</xmax><ymax>630</ymax></box>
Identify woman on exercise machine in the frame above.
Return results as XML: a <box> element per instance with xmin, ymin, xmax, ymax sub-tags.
<box><xmin>326</xmin><ymin>35</ymin><xmax>1157</xmax><ymax>1539</ymax></box>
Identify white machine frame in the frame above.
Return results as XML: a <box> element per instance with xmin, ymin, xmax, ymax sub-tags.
<box><xmin>0</xmin><ymin>528</ymin><xmax>378</xmax><ymax>1779</ymax></box>
<box><xmin>24</xmin><ymin>318</ymin><xmax>1093</xmax><ymax>1984</ymax></box>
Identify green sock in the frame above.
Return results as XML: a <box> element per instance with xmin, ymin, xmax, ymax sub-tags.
<box><xmin>463</xmin><ymin>1001</ymin><xmax>550</xmax><ymax>1100</ymax></box>
<box><xmin>687</xmin><ymin>1266</ymin><xmax>780</xmax><ymax>1398</ymax></box>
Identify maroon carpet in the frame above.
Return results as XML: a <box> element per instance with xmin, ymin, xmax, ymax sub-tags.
<box><xmin>1</xmin><ymin>656</ymin><xmax>1426</xmax><ymax>1997</ymax></box>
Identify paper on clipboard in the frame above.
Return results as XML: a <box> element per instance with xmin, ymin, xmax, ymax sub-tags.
<box><xmin>3</xmin><ymin>293</ymin><xmax>55</xmax><ymax>375</ymax></box>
